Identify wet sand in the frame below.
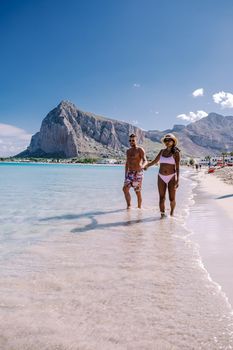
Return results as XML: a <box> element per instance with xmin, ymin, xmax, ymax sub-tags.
<box><xmin>198</xmin><ymin>168</ymin><xmax>233</xmax><ymax>219</ymax></box>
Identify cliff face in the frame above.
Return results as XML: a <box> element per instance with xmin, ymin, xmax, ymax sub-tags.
<box><xmin>17</xmin><ymin>101</ymin><xmax>233</xmax><ymax>158</ymax></box>
<box><xmin>19</xmin><ymin>101</ymin><xmax>145</xmax><ymax>158</ymax></box>
<box><xmin>146</xmin><ymin>114</ymin><xmax>233</xmax><ymax>156</ymax></box>
<box><xmin>185</xmin><ymin>113</ymin><xmax>233</xmax><ymax>151</ymax></box>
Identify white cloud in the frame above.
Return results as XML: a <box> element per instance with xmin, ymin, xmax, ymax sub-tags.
<box><xmin>0</xmin><ymin>123</ymin><xmax>32</xmax><ymax>157</ymax></box>
<box><xmin>212</xmin><ymin>91</ymin><xmax>233</xmax><ymax>108</ymax></box>
<box><xmin>133</xmin><ymin>83</ymin><xmax>141</xmax><ymax>88</ymax></box>
<box><xmin>0</xmin><ymin>124</ymin><xmax>31</xmax><ymax>140</ymax></box>
<box><xmin>192</xmin><ymin>88</ymin><xmax>204</xmax><ymax>97</ymax></box>
<box><xmin>149</xmin><ymin>109</ymin><xmax>159</xmax><ymax>115</ymax></box>
<box><xmin>177</xmin><ymin>110</ymin><xmax>208</xmax><ymax>123</ymax></box>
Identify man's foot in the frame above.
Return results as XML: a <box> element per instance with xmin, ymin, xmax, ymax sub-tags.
<box><xmin>170</xmin><ymin>209</ymin><xmax>174</xmax><ymax>216</ymax></box>
<box><xmin>127</xmin><ymin>205</ymin><xmax>131</xmax><ymax>209</ymax></box>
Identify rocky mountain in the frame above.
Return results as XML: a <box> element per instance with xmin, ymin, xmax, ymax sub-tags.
<box><xmin>17</xmin><ymin>101</ymin><xmax>233</xmax><ymax>159</ymax></box>
<box><xmin>146</xmin><ymin>113</ymin><xmax>233</xmax><ymax>156</ymax></box>
<box><xmin>17</xmin><ymin>101</ymin><xmax>149</xmax><ymax>159</ymax></box>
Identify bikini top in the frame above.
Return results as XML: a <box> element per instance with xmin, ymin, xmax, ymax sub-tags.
<box><xmin>160</xmin><ymin>153</ymin><xmax>175</xmax><ymax>165</ymax></box>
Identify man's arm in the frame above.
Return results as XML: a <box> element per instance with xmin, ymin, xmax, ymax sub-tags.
<box><xmin>125</xmin><ymin>150</ymin><xmax>129</xmax><ymax>177</ymax></box>
<box><xmin>140</xmin><ymin>148</ymin><xmax>147</xmax><ymax>169</ymax></box>
<box><xmin>144</xmin><ymin>150</ymin><xmax>162</xmax><ymax>169</ymax></box>
<box><xmin>175</xmin><ymin>151</ymin><xmax>180</xmax><ymax>188</ymax></box>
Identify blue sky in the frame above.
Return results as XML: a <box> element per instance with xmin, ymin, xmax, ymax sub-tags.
<box><xmin>1</xmin><ymin>0</ymin><xmax>233</xmax><ymax>155</ymax></box>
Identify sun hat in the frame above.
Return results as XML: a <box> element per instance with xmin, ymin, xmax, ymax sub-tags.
<box><xmin>161</xmin><ymin>133</ymin><xmax>178</xmax><ymax>146</ymax></box>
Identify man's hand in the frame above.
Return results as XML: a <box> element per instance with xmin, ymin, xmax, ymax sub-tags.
<box><xmin>143</xmin><ymin>164</ymin><xmax>149</xmax><ymax>171</ymax></box>
<box><xmin>175</xmin><ymin>180</ymin><xmax>179</xmax><ymax>189</ymax></box>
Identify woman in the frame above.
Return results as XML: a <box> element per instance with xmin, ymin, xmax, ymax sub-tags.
<box><xmin>144</xmin><ymin>133</ymin><xmax>180</xmax><ymax>218</ymax></box>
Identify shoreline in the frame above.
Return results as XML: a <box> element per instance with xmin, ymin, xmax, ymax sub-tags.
<box><xmin>197</xmin><ymin>167</ymin><xmax>233</xmax><ymax>220</ymax></box>
<box><xmin>0</xmin><ymin>161</ymin><xmax>124</xmax><ymax>167</ymax></box>
<box><xmin>187</xmin><ymin>167</ymin><xmax>233</xmax><ymax>307</ymax></box>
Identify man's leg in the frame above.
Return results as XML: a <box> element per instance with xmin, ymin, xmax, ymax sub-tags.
<box><xmin>135</xmin><ymin>190</ymin><xmax>142</xmax><ymax>209</ymax></box>
<box><xmin>123</xmin><ymin>185</ymin><xmax>131</xmax><ymax>208</ymax></box>
<box><xmin>134</xmin><ymin>172</ymin><xmax>143</xmax><ymax>209</ymax></box>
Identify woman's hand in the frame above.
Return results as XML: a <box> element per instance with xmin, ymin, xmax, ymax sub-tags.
<box><xmin>175</xmin><ymin>180</ymin><xmax>179</xmax><ymax>188</ymax></box>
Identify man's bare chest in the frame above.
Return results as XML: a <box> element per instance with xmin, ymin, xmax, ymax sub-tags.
<box><xmin>128</xmin><ymin>149</ymin><xmax>141</xmax><ymax>160</ymax></box>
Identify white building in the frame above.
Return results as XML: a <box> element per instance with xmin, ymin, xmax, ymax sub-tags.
<box><xmin>199</xmin><ymin>155</ymin><xmax>233</xmax><ymax>166</ymax></box>
<box><xmin>98</xmin><ymin>158</ymin><xmax>118</xmax><ymax>164</ymax></box>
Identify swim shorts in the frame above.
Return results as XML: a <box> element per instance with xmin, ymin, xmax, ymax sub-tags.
<box><xmin>124</xmin><ymin>170</ymin><xmax>143</xmax><ymax>192</ymax></box>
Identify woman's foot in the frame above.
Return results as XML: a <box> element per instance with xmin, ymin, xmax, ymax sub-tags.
<box><xmin>160</xmin><ymin>212</ymin><xmax>166</xmax><ymax>219</ymax></box>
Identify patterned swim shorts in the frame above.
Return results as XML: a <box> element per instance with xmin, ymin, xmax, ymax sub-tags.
<box><xmin>124</xmin><ymin>170</ymin><xmax>144</xmax><ymax>192</ymax></box>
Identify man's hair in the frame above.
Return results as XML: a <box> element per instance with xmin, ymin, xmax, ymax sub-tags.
<box><xmin>129</xmin><ymin>133</ymin><xmax>136</xmax><ymax>138</ymax></box>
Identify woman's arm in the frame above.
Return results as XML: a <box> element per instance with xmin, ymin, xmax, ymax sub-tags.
<box><xmin>175</xmin><ymin>151</ymin><xmax>180</xmax><ymax>188</ymax></box>
<box><xmin>144</xmin><ymin>150</ymin><xmax>162</xmax><ymax>170</ymax></box>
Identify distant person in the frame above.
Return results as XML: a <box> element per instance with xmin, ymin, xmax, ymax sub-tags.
<box><xmin>144</xmin><ymin>133</ymin><xmax>180</xmax><ymax>218</ymax></box>
<box><xmin>123</xmin><ymin>134</ymin><xmax>147</xmax><ymax>209</ymax></box>
<box><xmin>195</xmin><ymin>164</ymin><xmax>199</xmax><ymax>171</ymax></box>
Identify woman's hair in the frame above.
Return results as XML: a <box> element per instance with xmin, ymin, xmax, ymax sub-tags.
<box><xmin>171</xmin><ymin>143</ymin><xmax>180</xmax><ymax>154</ymax></box>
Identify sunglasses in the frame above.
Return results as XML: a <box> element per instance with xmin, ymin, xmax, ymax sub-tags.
<box><xmin>129</xmin><ymin>139</ymin><xmax>136</xmax><ymax>142</ymax></box>
<box><xmin>164</xmin><ymin>138</ymin><xmax>173</xmax><ymax>143</ymax></box>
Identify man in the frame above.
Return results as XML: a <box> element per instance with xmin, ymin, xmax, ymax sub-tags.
<box><xmin>123</xmin><ymin>134</ymin><xmax>147</xmax><ymax>209</ymax></box>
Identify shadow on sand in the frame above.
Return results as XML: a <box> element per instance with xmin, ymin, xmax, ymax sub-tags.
<box><xmin>216</xmin><ymin>194</ymin><xmax>233</xmax><ymax>200</ymax></box>
<box><xmin>39</xmin><ymin>208</ymin><xmax>160</xmax><ymax>234</ymax></box>
<box><xmin>71</xmin><ymin>216</ymin><xmax>160</xmax><ymax>234</ymax></box>
<box><xmin>39</xmin><ymin>209</ymin><xmax>126</xmax><ymax>222</ymax></box>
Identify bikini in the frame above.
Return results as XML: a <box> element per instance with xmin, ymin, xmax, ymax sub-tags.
<box><xmin>158</xmin><ymin>154</ymin><xmax>176</xmax><ymax>184</ymax></box>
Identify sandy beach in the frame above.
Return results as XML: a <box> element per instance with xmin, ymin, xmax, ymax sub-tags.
<box><xmin>187</xmin><ymin>166</ymin><xmax>233</xmax><ymax>308</ymax></box>
<box><xmin>198</xmin><ymin>167</ymin><xmax>233</xmax><ymax>219</ymax></box>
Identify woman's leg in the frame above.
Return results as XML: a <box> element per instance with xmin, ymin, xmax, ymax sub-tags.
<box><xmin>168</xmin><ymin>175</ymin><xmax>176</xmax><ymax>216</ymax></box>
<box><xmin>158</xmin><ymin>175</ymin><xmax>167</xmax><ymax>217</ymax></box>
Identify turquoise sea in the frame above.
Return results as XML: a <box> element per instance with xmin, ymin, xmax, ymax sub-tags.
<box><xmin>0</xmin><ymin>162</ymin><xmax>233</xmax><ymax>349</ymax></box>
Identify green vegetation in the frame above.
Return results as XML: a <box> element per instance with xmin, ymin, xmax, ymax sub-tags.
<box><xmin>71</xmin><ymin>157</ymin><xmax>99</xmax><ymax>164</ymax></box>
<box><xmin>189</xmin><ymin>158</ymin><xmax>195</xmax><ymax>166</ymax></box>
<box><xmin>221</xmin><ymin>152</ymin><xmax>227</xmax><ymax>164</ymax></box>
<box><xmin>0</xmin><ymin>156</ymin><xmax>123</xmax><ymax>164</ymax></box>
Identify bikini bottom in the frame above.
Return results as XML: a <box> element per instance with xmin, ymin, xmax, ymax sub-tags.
<box><xmin>158</xmin><ymin>173</ymin><xmax>176</xmax><ymax>185</ymax></box>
